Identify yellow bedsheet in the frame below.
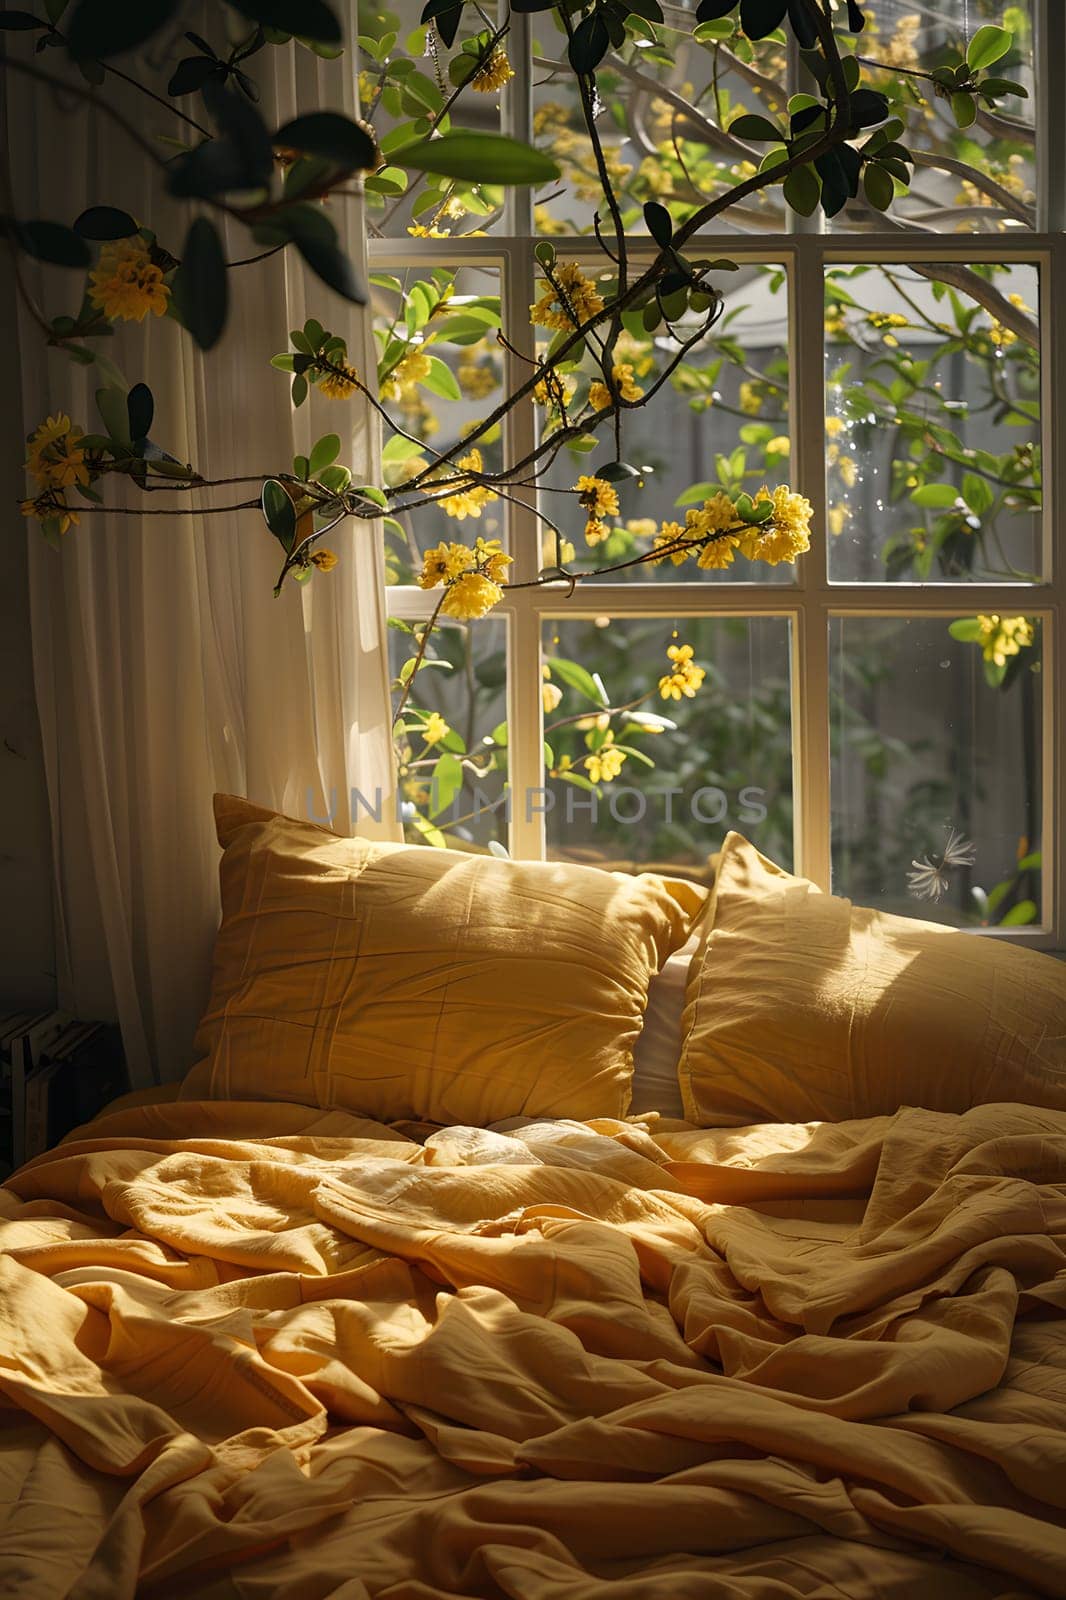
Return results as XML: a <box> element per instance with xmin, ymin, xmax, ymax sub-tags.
<box><xmin>1</xmin><ymin>1096</ymin><xmax>1065</xmax><ymax>1598</ymax></box>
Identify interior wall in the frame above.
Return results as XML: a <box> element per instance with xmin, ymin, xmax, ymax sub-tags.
<box><xmin>0</xmin><ymin>248</ymin><xmax>56</xmax><ymax>1011</ymax></box>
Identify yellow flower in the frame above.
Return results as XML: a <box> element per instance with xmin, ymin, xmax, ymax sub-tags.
<box><xmin>767</xmin><ymin>435</ymin><xmax>791</xmax><ymax>455</ymax></box>
<box><xmin>472</xmin><ymin>536</ymin><xmax>512</xmax><ymax>584</ymax></box>
<box><xmin>696</xmin><ymin>534</ymin><xmax>738</xmax><ymax>570</ymax></box>
<box><xmin>624</xmin><ymin>517</ymin><xmax>657</xmax><ymax>539</ymax></box>
<box><xmin>423</xmin><ymin>711</ymin><xmax>450</xmax><ymax>745</ymax></box>
<box><xmin>419</xmin><ymin>541</ymin><xmax>475</xmax><ymax>589</ymax></box>
<box><xmin>88</xmin><ymin>237</ymin><xmax>169</xmax><ymax>322</ymax></box>
<box><xmin>836</xmin><ymin>455</ymin><xmax>858</xmax><ymax>489</ymax></box>
<box><xmin>659</xmin><ymin>642</ymin><xmax>706</xmax><ymax>701</ymax></box>
<box><xmin>24</xmin><ymin>413</ymin><xmax>89</xmax><ymax>491</ymax></box>
<box><xmin>530</xmin><ymin>262</ymin><xmax>605</xmax><ymax>331</ymax></box>
<box><xmin>438</xmin><ymin>448</ymin><xmax>498</xmax><ymax>520</ymax></box>
<box><xmin>471</xmin><ymin>45</ymin><xmax>513</xmax><ymax>92</ymax></box>
<box><xmin>585</xmin><ymin>733</ymin><xmax>626</xmax><ymax>785</ymax></box>
<box><xmin>407</xmin><ymin>223</ymin><xmax>449</xmax><ymax>238</ymax></box>
<box><xmin>867</xmin><ymin>311</ymin><xmax>909</xmax><ymax>330</ymax></box>
<box><xmin>575</xmin><ymin>475</ymin><xmax>619</xmax><ymax>519</ymax></box>
<box><xmin>457</xmin><ymin>359</ymin><xmax>498</xmax><ymax>398</ymax></box>
<box><xmin>685</xmin><ymin>492</ymin><xmax>737</xmax><ymax>543</ymax></box>
<box><xmin>650</xmin><ymin>521</ymin><xmax>691</xmax><ymax>565</ymax></box>
<box><xmin>441</xmin><ymin>570</ymin><xmax>503</xmax><ymax>619</ymax></box>
<box><xmin>533</xmin><ymin>371</ymin><xmax>576</xmax><ymax>411</ymax></box>
<box><xmin>738</xmin><ymin>485</ymin><xmax>813</xmax><ymax>566</ymax></box>
<box><xmin>543</xmin><ymin>679</ymin><xmax>563</xmax><ymax>713</ymax></box>
<box><xmin>588</xmin><ymin>362</ymin><xmax>644</xmax><ymax>410</ymax></box>
<box><xmin>317</xmin><ymin>361</ymin><xmax>360</xmax><ymax>399</ymax></box>
<box><xmin>310</xmin><ymin>548</ymin><xmax>339</xmax><ymax>571</ymax></box>
<box><xmin>584</xmin><ymin>517</ymin><xmax>610</xmax><ymax>546</ymax></box>
<box><xmin>976</xmin><ymin>614</ymin><xmax>1034</xmax><ymax>666</ymax></box>
<box><xmin>21</xmin><ymin>492</ymin><xmax>79</xmax><ymax>535</ymax></box>
<box><xmin>828</xmin><ymin>502</ymin><xmax>850</xmax><ymax>537</ymax></box>
<box><xmin>381</xmin><ymin>349</ymin><xmax>433</xmax><ymax>400</ymax></box>
<box><xmin>825</xmin><ymin>416</ymin><xmax>845</xmax><ymax>439</ymax></box>
<box><xmin>738</xmin><ymin>381</ymin><xmax>761</xmax><ymax>415</ymax></box>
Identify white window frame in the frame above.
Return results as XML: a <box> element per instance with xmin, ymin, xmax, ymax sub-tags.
<box><xmin>373</xmin><ymin>1</ymin><xmax>1066</xmax><ymax>949</ymax></box>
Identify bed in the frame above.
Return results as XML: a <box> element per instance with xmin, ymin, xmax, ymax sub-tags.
<box><xmin>2</xmin><ymin>803</ymin><xmax>1065</xmax><ymax>1597</ymax></box>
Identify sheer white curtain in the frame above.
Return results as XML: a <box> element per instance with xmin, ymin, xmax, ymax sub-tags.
<box><xmin>5</xmin><ymin>9</ymin><xmax>396</xmax><ymax>1085</ymax></box>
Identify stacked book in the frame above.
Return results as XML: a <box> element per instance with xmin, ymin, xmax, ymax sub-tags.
<box><xmin>0</xmin><ymin>1011</ymin><xmax>127</xmax><ymax>1178</ymax></box>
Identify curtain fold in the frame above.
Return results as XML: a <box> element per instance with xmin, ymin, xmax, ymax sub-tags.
<box><xmin>5</xmin><ymin>8</ymin><xmax>395</xmax><ymax>1085</ymax></box>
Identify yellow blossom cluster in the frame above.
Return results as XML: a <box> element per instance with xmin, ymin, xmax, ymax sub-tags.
<box><xmin>457</xmin><ymin>358</ymin><xmax>499</xmax><ymax>398</ymax></box>
<box><xmin>646</xmin><ymin>485</ymin><xmax>812</xmax><ymax>572</ymax></box>
<box><xmin>542</xmin><ymin>664</ymin><xmax>563</xmax><ymax>714</ymax></box>
<box><xmin>976</xmin><ymin>614</ymin><xmax>1034</xmax><ymax>667</ymax></box>
<box><xmin>21</xmin><ymin>413</ymin><xmax>90</xmax><ymax>535</ymax></box>
<box><xmin>659</xmin><ymin>643</ymin><xmax>706</xmax><ymax>702</ymax></box>
<box><xmin>437</xmin><ymin>448</ymin><xmax>498</xmax><ymax>521</ymax></box>
<box><xmin>880</xmin><ymin>12</ymin><xmax>921</xmax><ymax>70</ymax></box>
<box><xmin>575</xmin><ymin>474</ymin><xmax>620</xmax><ymax>545</ymax></box>
<box><xmin>585</xmin><ymin>731</ymin><xmax>626</xmax><ymax>785</ymax></box>
<box><xmin>986</xmin><ymin>293</ymin><xmax>1033</xmax><ymax>350</ymax></box>
<box><xmin>738</xmin><ymin>381</ymin><xmax>762</xmax><ymax>415</ymax></box>
<box><xmin>381</xmin><ymin>349</ymin><xmax>432</xmax><ymax>400</ymax></box>
<box><xmin>588</xmin><ymin>363</ymin><xmax>644</xmax><ymax>411</ymax></box>
<box><xmin>310</xmin><ymin>549</ymin><xmax>339</xmax><ymax>572</ymax></box>
<box><xmin>532</xmin><ymin>371</ymin><xmax>576</xmax><ymax>412</ymax></box>
<box><xmin>418</xmin><ymin>535</ymin><xmax>512</xmax><ymax>620</ymax></box>
<box><xmin>422</xmin><ymin>711</ymin><xmax>450</xmax><ymax>745</ymax></box>
<box><xmin>317</xmin><ymin>360</ymin><xmax>361</xmax><ymax>400</ymax></box>
<box><xmin>471</xmin><ymin>45</ymin><xmax>513</xmax><ymax>92</ymax></box>
<box><xmin>88</xmin><ymin>237</ymin><xmax>169</xmax><ymax>323</ymax></box>
<box><xmin>530</xmin><ymin>263</ymin><xmax>605</xmax><ymax>332</ymax></box>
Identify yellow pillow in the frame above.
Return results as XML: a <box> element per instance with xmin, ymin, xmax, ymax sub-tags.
<box><xmin>182</xmin><ymin>796</ymin><xmax>704</xmax><ymax>1126</ymax></box>
<box><xmin>679</xmin><ymin>831</ymin><xmax>1066</xmax><ymax>1126</ymax></box>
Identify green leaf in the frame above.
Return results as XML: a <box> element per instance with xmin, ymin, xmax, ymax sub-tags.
<box><xmin>863</xmin><ymin>162</ymin><xmax>894</xmax><ymax>212</ymax></box>
<box><xmin>65</xmin><ymin>0</ymin><xmax>179</xmax><ymax>57</ymax></box>
<box><xmin>72</xmin><ymin>206</ymin><xmax>138</xmax><ymax>240</ymax></box>
<box><xmin>782</xmin><ymin>163</ymin><xmax>820</xmax><ymax>216</ymax></box>
<box><xmin>225</xmin><ymin>0</ymin><xmax>341</xmax><ymax>44</ymax></box>
<box><xmin>739</xmin><ymin>0</ymin><xmax>786</xmax><ymax>39</ymax></box>
<box><xmin>729</xmin><ymin>113</ymin><xmax>783</xmax><ymax>141</ymax></box>
<box><xmin>12</xmin><ymin>219</ymin><xmax>90</xmax><ymax>268</ymax></box>
<box><xmin>261</xmin><ymin>478</ymin><xmax>296</xmax><ymax>550</ymax></box>
<box><xmin>1000</xmin><ymin>898</ymin><xmax>1037</xmax><ymax>927</ymax></box>
<box><xmin>546</xmin><ymin>656</ymin><xmax>606</xmax><ymax>705</ymax></box>
<box><xmin>286</xmin><ymin>213</ymin><xmax>366</xmax><ymax>305</ymax></box>
<box><xmin>568</xmin><ymin>10</ymin><xmax>609</xmax><ymax>73</ymax></box>
<box><xmin>420</xmin><ymin>354</ymin><xmax>461</xmax><ymax>399</ymax></box>
<box><xmin>126</xmin><ymin>382</ymin><xmax>153</xmax><ymax>441</ymax></box>
<box><xmin>961</xmin><ymin>472</ymin><xmax>994</xmax><ymax>516</ymax></box>
<box><xmin>309</xmin><ymin>433</ymin><xmax>341</xmax><ymax>474</ymax></box>
<box><xmin>911</xmin><ymin>482</ymin><xmax>960</xmax><ymax>508</ymax></box>
<box><xmin>173</xmin><ymin>217</ymin><xmax>228</xmax><ymax>351</ymax></box>
<box><xmin>948</xmin><ymin>617</ymin><xmax>983</xmax><ymax>642</ymax></box>
<box><xmin>0</xmin><ymin>11</ymin><xmax>47</xmax><ymax>28</ymax></box>
<box><xmin>643</xmin><ymin>200</ymin><xmax>673</xmax><ymax>247</ymax></box>
<box><xmin>95</xmin><ymin>386</ymin><xmax>131</xmax><ymax>447</ymax></box>
<box><xmin>292</xmin><ymin>374</ymin><xmax>308</xmax><ymax>406</ymax></box>
<box><xmin>392</xmin><ymin>131</ymin><xmax>560</xmax><ymax>185</ymax></box>
<box><xmin>951</xmin><ymin>91</ymin><xmax>978</xmax><ymax>129</ymax></box>
<box><xmin>429</xmin><ymin>751</ymin><xmax>464</xmax><ymax>817</ymax></box>
<box><xmin>966</xmin><ymin>23</ymin><xmax>1011</xmax><ymax>71</ymax></box>
<box><xmin>273</xmin><ymin>111</ymin><xmax>378</xmax><ymax>171</ymax></box>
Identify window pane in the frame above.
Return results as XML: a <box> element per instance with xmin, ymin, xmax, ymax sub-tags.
<box><xmin>536</xmin><ymin>264</ymin><xmax>795</xmax><ymax>586</ymax></box>
<box><xmin>829</xmin><ymin>1</ymin><xmax>1035</xmax><ymax>234</ymax></box>
<box><xmin>389</xmin><ymin>615</ymin><xmax>509</xmax><ymax>852</ymax></box>
<box><xmin>542</xmin><ymin>615</ymin><xmax>793</xmax><ymax>880</ymax></box>
<box><xmin>831</xmin><ymin>614</ymin><xmax>1044</xmax><ymax>928</ymax></box>
<box><xmin>825</xmin><ymin>262</ymin><xmax>1041</xmax><ymax>583</ymax></box>
<box><xmin>373</xmin><ymin>266</ymin><xmax>504</xmax><ymax>586</ymax></box>
<box><xmin>532</xmin><ymin>25</ymin><xmax>789</xmax><ymax>237</ymax></box>
<box><xmin>359</xmin><ymin>0</ymin><xmax>507</xmax><ymax>239</ymax></box>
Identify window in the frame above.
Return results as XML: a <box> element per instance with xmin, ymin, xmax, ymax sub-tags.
<box><xmin>364</xmin><ymin>0</ymin><xmax>1065</xmax><ymax>944</ymax></box>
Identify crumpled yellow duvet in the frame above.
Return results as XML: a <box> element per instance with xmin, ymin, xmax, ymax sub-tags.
<box><xmin>1</xmin><ymin>1096</ymin><xmax>1065</xmax><ymax>1599</ymax></box>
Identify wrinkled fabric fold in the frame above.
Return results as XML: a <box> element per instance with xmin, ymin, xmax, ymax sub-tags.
<box><xmin>2</xmin><ymin>1099</ymin><xmax>1065</xmax><ymax>1597</ymax></box>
